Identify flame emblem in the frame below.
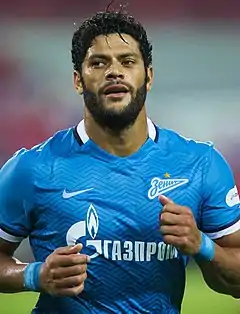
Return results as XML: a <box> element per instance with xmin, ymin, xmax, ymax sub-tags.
<box><xmin>87</xmin><ymin>204</ymin><xmax>99</xmax><ymax>239</ymax></box>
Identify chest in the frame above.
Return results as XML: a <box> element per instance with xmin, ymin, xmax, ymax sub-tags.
<box><xmin>33</xmin><ymin>153</ymin><xmax>204</xmax><ymax>245</ymax></box>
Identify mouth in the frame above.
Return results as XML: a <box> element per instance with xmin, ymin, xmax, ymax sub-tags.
<box><xmin>103</xmin><ymin>84</ymin><xmax>129</xmax><ymax>99</ymax></box>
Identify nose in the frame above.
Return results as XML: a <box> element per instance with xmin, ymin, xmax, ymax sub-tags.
<box><xmin>105</xmin><ymin>63</ymin><xmax>124</xmax><ymax>81</ymax></box>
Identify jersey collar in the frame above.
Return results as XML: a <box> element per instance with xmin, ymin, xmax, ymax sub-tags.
<box><xmin>76</xmin><ymin>118</ymin><xmax>157</xmax><ymax>144</ymax></box>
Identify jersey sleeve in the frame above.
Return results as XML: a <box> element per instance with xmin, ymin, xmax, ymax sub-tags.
<box><xmin>200</xmin><ymin>146</ymin><xmax>240</xmax><ymax>239</ymax></box>
<box><xmin>0</xmin><ymin>149</ymin><xmax>34</xmax><ymax>242</ymax></box>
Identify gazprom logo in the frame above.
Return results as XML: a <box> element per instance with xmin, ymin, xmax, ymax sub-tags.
<box><xmin>148</xmin><ymin>177</ymin><xmax>189</xmax><ymax>200</ymax></box>
<box><xmin>87</xmin><ymin>204</ymin><xmax>99</xmax><ymax>239</ymax></box>
<box><xmin>66</xmin><ymin>204</ymin><xmax>101</xmax><ymax>258</ymax></box>
<box><xmin>66</xmin><ymin>204</ymin><xmax>179</xmax><ymax>262</ymax></box>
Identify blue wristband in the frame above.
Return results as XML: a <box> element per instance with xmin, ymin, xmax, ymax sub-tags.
<box><xmin>195</xmin><ymin>232</ymin><xmax>215</xmax><ymax>262</ymax></box>
<box><xmin>23</xmin><ymin>262</ymin><xmax>43</xmax><ymax>292</ymax></box>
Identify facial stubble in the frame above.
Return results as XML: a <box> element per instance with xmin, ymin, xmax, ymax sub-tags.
<box><xmin>81</xmin><ymin>78</ymin><xmax>147</xmax><ymax>133</ymax></box>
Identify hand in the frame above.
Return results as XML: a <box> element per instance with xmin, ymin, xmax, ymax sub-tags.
<box><xmin>39</xmin><ymin>244</ymin><xmax>90</xmax><ymax>297</ymax></box>
<box><xmin>159</xmin><ymin>195</ymin><xmax>202</xmax><ymax>256</ymax></box>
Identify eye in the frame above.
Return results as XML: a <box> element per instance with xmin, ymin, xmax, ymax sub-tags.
<box><xmin>122</xmin><ymin>60</ymin><xmax>135</xmax><ymax>66</ymax></box>
<box><xmin>91</xmin><ymin>61</ymin><xmax>106</xmax><ymax>68</ymax></box>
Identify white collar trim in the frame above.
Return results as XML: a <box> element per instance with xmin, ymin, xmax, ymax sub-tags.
<box><xmin>76</xmin><ymin>117</ymin><xmax>157</xmax><ymax>144</ymax></box>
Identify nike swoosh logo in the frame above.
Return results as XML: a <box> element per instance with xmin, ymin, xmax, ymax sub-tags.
<box><xmin>62</xmin><ymin>188</ymin><xmax>94</xmax><ymax>199</ymax></box>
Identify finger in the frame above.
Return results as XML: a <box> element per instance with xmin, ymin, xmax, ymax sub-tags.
<box><xmin>52</xmin><ymin>264</ymin><xmax>87</xmax><ymax>280</ymax></box>
<box><xmin>50</xmin><ymin>253</ymin><xmax>90</xmax><ymax>268</ymax></box>
<box><xmin>163</xmin><ymin>234</ymin><xmax>187</xmax><ymax>247</ymax></box>
<box><xmin>161</xmin><ymin>203</ymin><xmax>189</xmax><ymax>215</ymax></box>
<box><xmin>159</xmin><ymin>195</ymin><xmax>174</xmax><ymax>206</ymax></box>
<box><xmin>160</xmin><ymin>212</ymin><xmax>187</xmax><ymax>225</ymax></box>
<box><xmin>55</xmin><ymin>244</ymin><xmax>83</xmax><ymax>255</ymax></box>
<box><xmin>55</xmin><ymin>283</ymin><xmax>85</xmax><ymax>297</ymax></box>
<box><xmin>54</xmin><ymin>273</ymin><xmax>87</xmax><ymax>289</ymax></box>
<box><xmin>160</xmin><ymin>225</ymin><xmax>190</xmax><ymax>237</ymax></box>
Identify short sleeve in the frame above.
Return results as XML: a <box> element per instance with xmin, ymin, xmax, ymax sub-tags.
<box><xmin>0</xmin><ymin>149</ymin><xmax>34</xmax><ymax>242</ymax></box>
<box><xmin>200</xmin><ymin>146</ymin><xmax>240</xmax><ymax>239</ymax></box>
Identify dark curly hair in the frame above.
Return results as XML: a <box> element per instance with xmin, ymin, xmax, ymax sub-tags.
<box><xmin>71</xmin><ymin>11</ymin><xmax>152</xmax><ymax>73</ymax></box>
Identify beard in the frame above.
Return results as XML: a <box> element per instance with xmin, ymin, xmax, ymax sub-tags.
<box><xmin>82</xmin><ymin>80</ymin><xmax>147</xmax><ymax>133</ymax></box>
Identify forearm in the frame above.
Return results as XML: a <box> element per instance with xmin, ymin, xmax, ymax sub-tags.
<box><xmin>196</xmin><ymin>244</ymin><xmax>240</xmax><ymax>298</ymax></box>
<box><xmin>0</xmin><ymin>252</ymin><xmax>27</xmax><ymax>293</ymax></box>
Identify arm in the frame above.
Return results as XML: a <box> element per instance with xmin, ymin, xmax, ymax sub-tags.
<box><xmin>197</xmin><ymin>146</ymin><xmax>240</xmax><ymax>298</ymax></box>
<box><xmin>160</xmin><ymin>194</ymin><xmax>240</xmax><ymax>298</ymax></box>
<box><xmin>160</xmin><ymin>145</ymin><xmax>240</xmax><ymax>298</ymax></box>
<box><xmin>0</xmin><ymin>237</ymin><xmax>89</xmax><ymax>295</ymax></box>
<box><xmin>197</xmin><ymin>231</ymin><xmax>240</xmax><ymax>298</ymax></box>
<box><xmin>0</xmin><ymin>150</ymin><xmax>89</xmax><ymax>295</ymax></box>
<box><xmin>0</xmin><ymin>150</ymin><xmax>35</xmax><ymax>293</ymax></box>
<box><xmin>0</xmin><ymin>238</ymin><xmax>28</xmax><ymax>293</ymax></box>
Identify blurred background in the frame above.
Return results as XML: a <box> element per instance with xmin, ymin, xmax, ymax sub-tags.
<box><xmin>0</xmin><ymin>1</ymin><xmax>240</xmax><ymax>313</ymax></box>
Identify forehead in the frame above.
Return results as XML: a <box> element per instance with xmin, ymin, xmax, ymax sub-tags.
<box><xmin>85</xmin><ymin>33</ymin><xmax>141</xmax><ymax>58</ymax></box>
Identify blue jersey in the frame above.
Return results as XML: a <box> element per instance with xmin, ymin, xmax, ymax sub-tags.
<box><xmin>0</xmin><ymin>118</ymin><xmax>240</xmax><ymax>314</ymax></box>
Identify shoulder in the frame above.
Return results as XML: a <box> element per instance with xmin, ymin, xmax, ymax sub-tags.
<box><xmin>0</xmin><ymin>127</ymin><xmax>75</xmax><ymax>182</ymax></box>
<box><xmin>29</xmin><ymin>127</ymin><xmax>76</xmax><ymax>159</ymax></box>
<box><xmin>156</xmin><ymin>125</ymin><xmax>215</xmax><ymax>158</ymax></box>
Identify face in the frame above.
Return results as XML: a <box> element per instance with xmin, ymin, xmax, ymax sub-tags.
<box><xmin>74</xmin><ymin>33</ymin><xmax>153</xmax><ymax>132</ymax></box>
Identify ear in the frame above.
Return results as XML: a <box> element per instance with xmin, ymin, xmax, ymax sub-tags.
<box><xmin>73</xmin><ymin>71</ymin><xmax>83</xmax><ymax>95</ymax></box>
<box><xmin>146</xmin><ymin>66</ymin><xmax>153</xmax><ymax>92</ymax></box>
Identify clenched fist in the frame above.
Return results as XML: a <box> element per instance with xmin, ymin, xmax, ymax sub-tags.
<box><xmin>159</xmin><ymin>195</ymin><xmax>202</xmax><ymax>256</ymax></box>
<box><xmin>39</xmin><ymin>244</ymin><xmax>90</xmax><ymax>297</ymax></box>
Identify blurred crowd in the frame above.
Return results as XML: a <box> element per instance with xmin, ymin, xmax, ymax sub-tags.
<box><xmin>1</xmin><ymin>0</ymin><xmax>240</xmax><ymax>20</ymax></box>
<box><xmin>0</xmin><ymin>53</ymin><xmax>76</xmax><ymax>165</ymax></box>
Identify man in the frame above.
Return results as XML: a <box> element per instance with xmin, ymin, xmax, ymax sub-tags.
<box><xmin>0</xmin><ymin>10</ymin><xmax>240</xmax><ymax>314</ymax></box>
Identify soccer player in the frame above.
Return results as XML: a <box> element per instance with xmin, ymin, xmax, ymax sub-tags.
<box><xmin>0</xmin><ymin>10</ymin><xmax>240</xmax><ymax>314</ymax></box>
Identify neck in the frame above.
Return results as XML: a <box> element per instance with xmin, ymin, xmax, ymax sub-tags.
<box><xmin>84</xmin><ymin>107</ymin><xmax>148</xmax><ymax>157</ymax></box>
